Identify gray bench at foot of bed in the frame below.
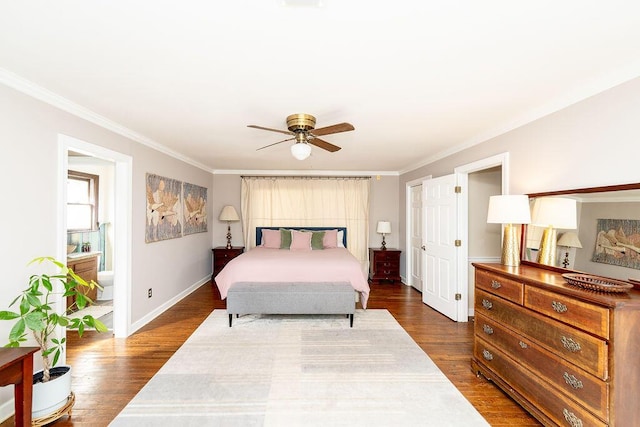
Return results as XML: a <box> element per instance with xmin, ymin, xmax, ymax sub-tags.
<box><xmin>227</xmin><ymin>282</ymin><xmax>356</xmax><ymax>327</ymax></box>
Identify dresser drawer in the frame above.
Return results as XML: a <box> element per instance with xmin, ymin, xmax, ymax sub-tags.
<box><xmin>475</xmin><ymin>339</ymin><xmax>607</xmax><ymax>427</ymax></box>
<box><xmin>475</xmin><ymin>313</ymin><xmax>608</xmax><ymax>420</ymax></box>
<box><xmin>476</xmin><ymin>289</ymin><xmax>608</xmax><ymax>379</ymax></box>
<box><xmin>475</xmin><ymin>269</ymin><xmax>524</xmax><ymax>304</ymax></box>
<box><xmin>525</xmin><ymin>286</ymin><xmax>610</xmax><ymax>339</ymax></box>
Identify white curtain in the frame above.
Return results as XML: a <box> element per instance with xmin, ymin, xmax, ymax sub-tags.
<box><xmin>241</xmin><ymin>176</ymin><xmax>371</xmax><ymax>268</ymax></box>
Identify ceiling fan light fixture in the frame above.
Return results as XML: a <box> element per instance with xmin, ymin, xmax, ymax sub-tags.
<box><xmin>291</xmin><ymin>142</ymin><xmax>311</xmax><ymax>160</ymax></box>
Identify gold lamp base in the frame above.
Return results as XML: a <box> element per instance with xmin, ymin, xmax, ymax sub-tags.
<box><xmin>501</xmin><ymin>224</ymin><xmax>521</xmax><ymax>267</ymax></box>
<box><xmin>537</xmin><ymin>226</ymin><xmax>557</xmax><ymax>266</ymax></box>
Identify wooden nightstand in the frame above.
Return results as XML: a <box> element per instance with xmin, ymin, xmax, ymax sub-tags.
<box><xmin>368</xmin><ymin>248</ymin><xmax>401</xmax><ymax>284</ymax></box>
<box><xmin>212</xmin><ymin>246</ymin><xmax>244</xmax><ymax>282</ymax></box>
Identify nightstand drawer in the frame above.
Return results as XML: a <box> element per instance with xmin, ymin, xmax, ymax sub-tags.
<box><xmin>212</xmin><ymin>247</ymin><xmax>244</xmax><ymax>277</ymax></box>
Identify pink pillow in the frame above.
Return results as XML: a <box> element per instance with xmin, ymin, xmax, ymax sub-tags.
<box><xmin>262</xmin><ymin>229</ymin><xmax>281</xmax><ymax>249</ymax></box>
<box><xmin>290</xmin><ymin>230</ymin><xmax>312</xmax><ymax>250</ymax></box>
<box><xmin>323</xmin><ymin>229</ymin><xmax>338</xmax><ymax>248</ymax></box>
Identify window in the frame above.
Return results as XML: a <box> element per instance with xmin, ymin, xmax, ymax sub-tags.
<box><xmin>67</xmin><ymin>170</ymin><xmax>99</xmax><ymax>231</ymax></box>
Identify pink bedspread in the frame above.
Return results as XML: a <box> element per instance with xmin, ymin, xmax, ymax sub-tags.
<box><xmin>215</xmin><ymin>247</ymin><xmax>370</xmax><ymax>308</ymax></box>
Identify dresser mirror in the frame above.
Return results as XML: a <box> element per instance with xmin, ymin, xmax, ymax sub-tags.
<box><xmin>520</xmin><ymin>183</ymin><xmax>640</xmax><ymax>282</ymax></box>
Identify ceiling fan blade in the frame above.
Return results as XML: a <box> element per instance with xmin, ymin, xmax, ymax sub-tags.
<box><xmin>308</xmin><ymin>137</ymin><xmax>341</xmax><ymax>152</ymax></box>
<box><xmin>248</xmin><ymin>125</ymin><xmax>294</xmax><ymax>136</ymax></box>
<box><xmin>309</xmin><ymin>122</ymin><xmax>354</xmax><ymax>136</ymax></box>
<box><xmin>256</xmin><ymin>136</ymin><xmax>296</xmax><ymax>151</ymax></box>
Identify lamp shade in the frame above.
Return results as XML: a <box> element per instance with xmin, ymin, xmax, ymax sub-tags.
<box><xmin>531</xmin><ymin>197</ymin><xmax>577</xmax><ymax>229</ymax></box>
<box><xmin>218</xmin><ymin>205</ymin><xmax>240</xmax><ymax>222</ymax></box>
<box><xmin>486</xmin><ymin>195</ymin><xmax>531</xmax><ymax>224</ymax></box>
<box><xmin>557</xmin><ymin>231</ymin><xmax>582</xmax><ymax>248</ymax></box>
<box><xmin>376</xmin><ymin>221</ymin><xmax>391</xmax><ymax>234</ymax></box>
<box><xmin>291</xmin><ymin>143</ymin><xmax>311</xmax><ymax>160</ymax></box>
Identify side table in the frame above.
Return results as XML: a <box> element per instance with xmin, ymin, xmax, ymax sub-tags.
<box><xmin>0</xmin><ymin>347</ymin><xmax>39</xmax><ymax>426</ymax></box>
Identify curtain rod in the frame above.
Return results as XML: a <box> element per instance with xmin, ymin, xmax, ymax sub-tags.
<box><xmin>241</xmin><ymin>175</ymin><xmax>371</xmax><ymax>180</ymax></box>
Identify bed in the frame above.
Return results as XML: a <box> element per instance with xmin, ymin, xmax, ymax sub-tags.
<box><xmin>214</xmin><ymin>226</ymin><xmax>371</xmax><ymax>324</ymax></box>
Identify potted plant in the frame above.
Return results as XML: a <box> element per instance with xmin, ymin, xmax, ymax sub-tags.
<box><xmin>0</xmin><ymin>256</ymin><xmax>107</xmax><ymax>420</ymax></box>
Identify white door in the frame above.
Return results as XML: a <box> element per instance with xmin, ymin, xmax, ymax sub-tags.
<box><xmin>422</xmin><ymin>173</ymin><xmax>461</xmax><ymax>321</ymax></box>
<box><xmin>409</xmin><ymin>184</ymin><xmax>424</xmax><ymax>291</ymax></box>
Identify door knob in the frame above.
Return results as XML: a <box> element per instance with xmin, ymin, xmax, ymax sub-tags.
<box><xmin>421</xmin><ymin>245</ymin><xmax>426</xmax><ymax>250</ymax></box>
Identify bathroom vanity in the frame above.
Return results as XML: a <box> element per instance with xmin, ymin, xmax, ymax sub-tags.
<box><xmin>66</xmin><ymin>252</ymin><xmax>99</xmax><ymax>311</ymax></box>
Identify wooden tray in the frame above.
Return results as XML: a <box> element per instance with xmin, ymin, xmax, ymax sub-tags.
<box><xmin>562</xmin><ymin>273</ymin><xmax>633</xmax><ymax>293</ymax></box>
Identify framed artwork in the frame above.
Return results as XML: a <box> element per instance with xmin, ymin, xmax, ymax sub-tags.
<box><xmin>592</xmin><ymin>218</ymin><xmax>640</xmax><ymax>270</ymax></box>
<box><xmin>145</xmin><ymin>173</ymin><xmax>183</xmax><ymax>243</ymax></box>
<box><xmin>183</xmin><ymin>182</ymin><xmax>208</xmax><ymax>235</ymax></box>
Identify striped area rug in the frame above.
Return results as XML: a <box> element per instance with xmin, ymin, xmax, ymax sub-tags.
<box><xmin>110</xmin><ymin>309</ymin><xmax>488</xmax><ymax>426</ymax></box>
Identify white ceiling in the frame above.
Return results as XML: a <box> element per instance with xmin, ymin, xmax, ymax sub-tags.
<box><xmin>2</xmin><ymin>1</ymin><xmax>640</xmax><ymax>173</ymax></box>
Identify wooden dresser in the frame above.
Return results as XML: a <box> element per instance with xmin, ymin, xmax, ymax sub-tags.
<box><xmin>471</xmin><ymin>263</ymin><xmax>640</xmax><ymax>426</ymax></box>
<box><xmin>368</xmin><ymin>248</ymin><xmax>401</xmax><ymax>284</ymax></box>
<box><xmin>67</xmin><ymin>253</ymin><xmax>99</xmax><ymax>311</ymax></box>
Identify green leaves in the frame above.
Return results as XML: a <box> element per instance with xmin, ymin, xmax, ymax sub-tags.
<box><xmin>2</xmin><ymin>256</ymin><xmax>108</xmax><ymax>382</ymax></box>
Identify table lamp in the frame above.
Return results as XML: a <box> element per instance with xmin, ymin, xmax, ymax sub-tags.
<box><xmin>219</xmin><ymin>205</ymin><xmax>240</xmax><ymax>249</ymax></box>
<box><xmin>487</xmin><ymin>195</ymin><xmax>531</xmax><ymax>266</ymax></box>
<box><xmin>376</xmin><ymin>221</ymin><xmax>391</xmax><ymax>250</ymax></box>
<box><xmin>557</xmin><ymin>231</ymin><xmax>582</xmax><ymax>268</ymax></box>
<box><xmin>530</xmin><ymin>197</ymin><xmax>577</xmax><ymax>266</ymax></box>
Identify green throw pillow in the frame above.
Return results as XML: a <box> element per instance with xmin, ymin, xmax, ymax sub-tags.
<box><xmin>280</xmin><ymin>228</ymin><xmax>292</xmax><ymax>249</ymax></box>
<box><xmin>311</xmin><ymin>231</ymin><xmax>325</xmax><ymax>250</ymax></box>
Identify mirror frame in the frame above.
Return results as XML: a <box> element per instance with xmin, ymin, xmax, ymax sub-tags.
<box><xmin>520</xmin><ymin>182</ymin><xmax>640</xmax><ymax>273</ymax></box>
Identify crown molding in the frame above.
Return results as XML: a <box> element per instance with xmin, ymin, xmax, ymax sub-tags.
<box><xmin>0</xmin><ymin>67</ymin><xmax>213</xmax><ymax>173</ymax></box>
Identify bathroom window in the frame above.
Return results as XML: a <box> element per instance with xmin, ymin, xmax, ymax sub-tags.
<box><xmin>67</xmin><ymin>170</ymin><xmax>99</xmax><ymax>231</ymax></box>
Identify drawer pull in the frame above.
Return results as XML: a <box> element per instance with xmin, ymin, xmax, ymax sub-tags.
<box><xmin>563</xmin><ymin>372</ymin><xmax>584</xmax><ymax>390</ymax></box>
<box><xmin>519</xmin><ymin>341</ymin><xmax>528</xmax><ymax>349</ymax></box>
<box><xmin>482</xmin><ymin>349</ymin><xmax>493</xmax><ymax>361</ymax></box>
<box><xmin>482</xmin><ymin>299</ymin><xmax>493</xmax><ymax>310</ymax></box>
<box><xmin>482</xmin><ymin>324</ymin><xmax>494</xmax><ymax>335</ymax></box>
<box><xmin>561</xmin><ymin>336</ymin><xmax>582</xmax><ymax>353</ymax></box>
<box><xmin>562</xmin><ymin>408</ymin><xmax>583</xmax><ymax>427</ymax></box>
<box><xmin>552</xmin><ymin>300</ymin><xmax>568</xmax><ymax>313</ymax></box>
<box><xmin>490</xmin><ymin>280</ymin><xmax>501</xmax><ymax>289</ymax></box>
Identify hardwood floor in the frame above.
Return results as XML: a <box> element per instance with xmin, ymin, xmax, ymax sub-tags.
<box><xmin>1</xmin><ymin>282</ymin><xmax>540</xmax><ymax>426</ymax></box>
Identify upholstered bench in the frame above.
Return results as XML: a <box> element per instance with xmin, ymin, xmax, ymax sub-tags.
<box><xmin>227</xmin><ymin>282</ymin><xmax>356</xmax><ymax>327</ymax></box>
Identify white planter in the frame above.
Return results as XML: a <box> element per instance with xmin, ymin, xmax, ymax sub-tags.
<box><xmin>32</xmin><ymin>365</ymin><xmax>72</xmax><ymax>418</ymax></box>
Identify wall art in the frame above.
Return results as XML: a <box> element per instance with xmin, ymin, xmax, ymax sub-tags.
<box><xmin>182</xmin><ymin>182</ymin><xmax>208</xmax><ymax>235</ymax></box>
<box><xmin>145</xmin><ymin>173</ymin><xmax>183</xmax><ymax>242</ymax></box>
<box><xmin>592</xmin><ymin>218</ymin><xmax>640</xmax><ymax>270</ymax></box>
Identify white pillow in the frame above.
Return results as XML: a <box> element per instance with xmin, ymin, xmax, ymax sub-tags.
<box><xmin>337</xmin><ymin>230</ymin><xmax>345</xmax><ymax>248</ymax></box>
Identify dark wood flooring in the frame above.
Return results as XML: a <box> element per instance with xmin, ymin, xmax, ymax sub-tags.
<box><xmin>1</xmin><ymin>282</ymin><xmax>540</xmax><ymax>426</ymax></box>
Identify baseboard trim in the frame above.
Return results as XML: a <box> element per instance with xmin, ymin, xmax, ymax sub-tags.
<box><xmin>129</xmin><ymin>276</ymin><xmax>210</xmax><ymax>335</ymax></box>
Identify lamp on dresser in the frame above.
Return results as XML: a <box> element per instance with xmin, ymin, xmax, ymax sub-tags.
<box><xmin>376</xmin><ymin>221</ymin><xmax>391</xmax><ymax>250</ymax></box>
<box><xmin>486</xmin><ymin>194</ymin><xmax>531</xmax><ymax>267</ymax></box>
<box><xmin>557</xmin><ymin>231</ymin><xmax>582</xmax><ymax>268</ymax></box>
<box><xmin>530</xmin><ymin>197</ymin><xmax>577</xmax><ymax>266</ymax></box>
<box><xmin>218</xmin><ymin>205</ymin><xmax>240</xmax><ymax>249</ymax></box>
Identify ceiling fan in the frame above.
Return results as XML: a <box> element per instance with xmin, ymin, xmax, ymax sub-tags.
<box><xmin>248</xmin><ymin>113</ymin><xmax>354</xmax><ymax>160</ymax></box>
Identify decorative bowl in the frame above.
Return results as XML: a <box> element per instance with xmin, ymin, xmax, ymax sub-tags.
<box><xmin>562</xmin><ymin>273</ymin><xmax>633</xmax><ymax>293</ymax></box>
<box><xmin>66</xmin><ymin>244</ymin><xmax>77</xmax><ymax>254</ymax></box>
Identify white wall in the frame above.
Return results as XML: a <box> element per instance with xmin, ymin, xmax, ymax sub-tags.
<box><xmin>399</xmin><ymin>76</ymin><xmax>640</xmax><ymax>277</ymax></box>
<box><xmin>0</xmin><ymin>83</ymin><xmax>213</xmax><ymax>419</ymax></box>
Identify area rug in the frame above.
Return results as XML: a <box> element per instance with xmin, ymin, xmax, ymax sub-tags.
<box><xmin>110</xmin><ymin>310</ymin><xmax>488</xmax><ymax>426</ymax></box>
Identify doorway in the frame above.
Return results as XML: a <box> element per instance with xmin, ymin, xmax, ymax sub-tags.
<box><xmin>405</xmin><ymin>152</ymin><xmax>509</xmax><ymax>322</ymax></box>
<box><xmin>58</xmin><ymin>134</ymin><xmax>132</xmax><ymax>339</ymax></box>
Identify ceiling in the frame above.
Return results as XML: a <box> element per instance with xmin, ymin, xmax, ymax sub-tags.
<box><xmin>2</xmin><ymin>1</ymin><xmax>640</xmax><ymax>173</ymax></box>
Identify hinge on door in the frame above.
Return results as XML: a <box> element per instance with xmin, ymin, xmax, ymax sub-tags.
<box><xmin>455</xmin><ymin>239</ymin><xmax>462</xmax><ymax>247</ymax></box>
<box><xmin>455</xmin><ymin>186</ymin><xmax>462</xmax><ymax>193</ymax></box>
<box><xmin>455</xmin><ymin>293</ymin><xmax>462</xmax><ymax>301</ymax></box>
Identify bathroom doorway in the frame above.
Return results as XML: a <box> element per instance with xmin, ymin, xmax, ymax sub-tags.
<box><xmin>58</xmin><ymin>134</ymin><xmax>132</xmax><ymax>339</ymax></box>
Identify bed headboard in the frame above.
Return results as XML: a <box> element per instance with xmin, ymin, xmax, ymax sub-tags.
<box><xmin>256</xmin><ymin>227</ymin><xmax>347</xmax><ymax>248</ymax></box>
